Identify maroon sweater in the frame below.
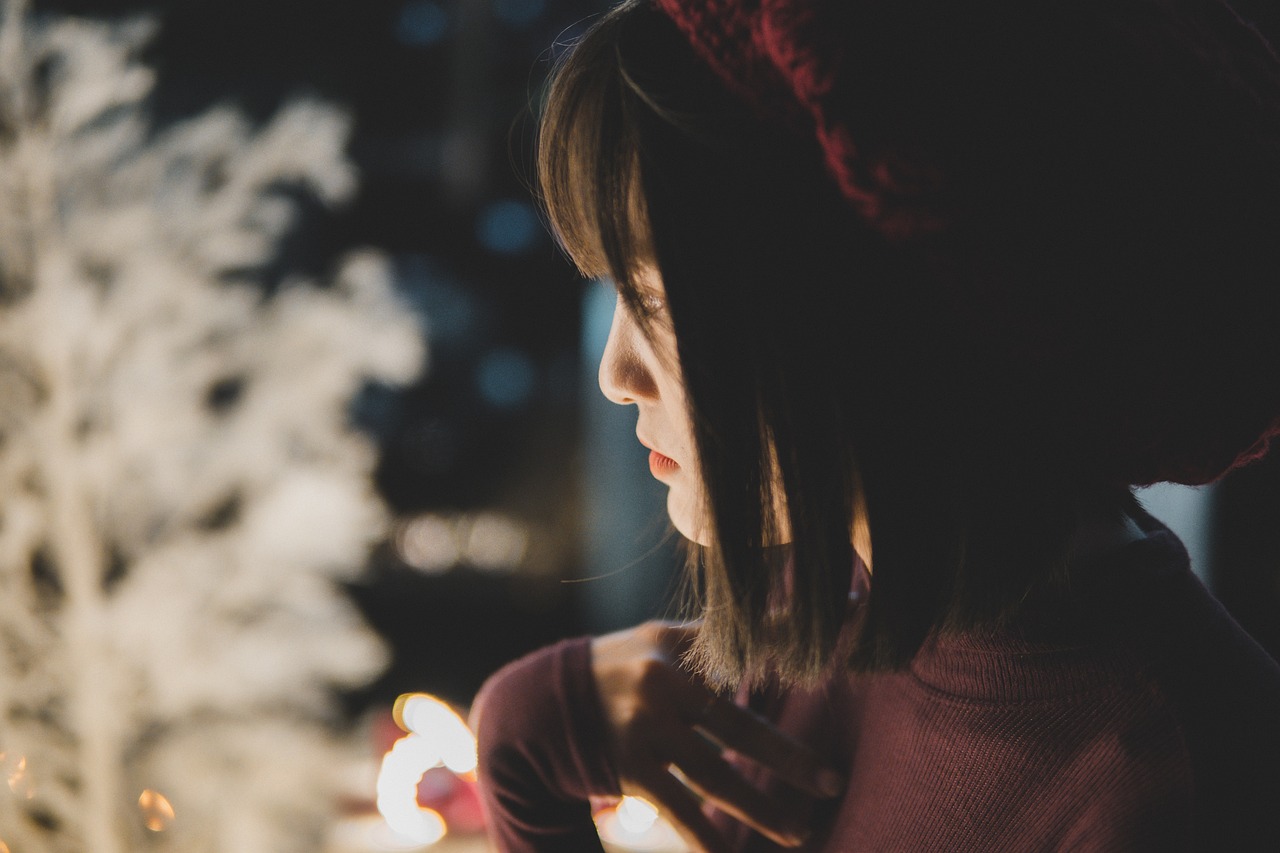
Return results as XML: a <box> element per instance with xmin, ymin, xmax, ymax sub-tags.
<box><xmin>472</xmin><ymin>518</ymin><xmax>1280</xmax><ymax>851</ymax></box>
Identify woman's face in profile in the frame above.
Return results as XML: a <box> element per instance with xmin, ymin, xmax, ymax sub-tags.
<box><xmin>596</xmin><ymin>268</ymin><xmax>872</xmax><ymax>565</ymax></box>
<box><xmin>597</xmin><ymin>267</ymin><xmax>708</xmax><ymax>544</ymax></box>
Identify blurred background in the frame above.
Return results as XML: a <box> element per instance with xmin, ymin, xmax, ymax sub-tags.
<box><xmin>5</xmin><ymin>0</ymin><xmax>1280</xmax><ymax>850</ymax></box>
<box><xmin>33</xmin><ymin>0</ymin><xmax>691</xmax><ymax>711</ymax></box>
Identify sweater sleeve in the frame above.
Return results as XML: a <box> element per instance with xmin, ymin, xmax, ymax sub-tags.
<box><xmin>471</xmin><ymin>636</ymin><xmax>622</xmax><ymax>852</ymax></box>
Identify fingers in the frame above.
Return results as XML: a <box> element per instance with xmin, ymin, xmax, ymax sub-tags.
<box><xmin>697</xmin><ymin>696</ymin><xmax>845</xmax><ymax>799</ymax></box>
<box><xmin>592</xmin><ymin>621</ymin><xmax>843</xmax><ymax>849</ymax></box>
<box><xmin>631</xmin><ymin>769</ymin><xmax>733</xmax><ymax>853</ymax></box>
<box><xmin>666</xmin><ymin>727</ymin><xmax>810</xmax><ymax>848</ymax></box>
<box><xmin>632</xmin><ymin>661</ymin><xmax>844</xmax><ymax>801</ymax></box>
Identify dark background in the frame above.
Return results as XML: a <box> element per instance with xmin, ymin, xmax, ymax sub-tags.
<box><xmin>33</xmin><ymin>0</ymin><xmax>1280</xmax><ymax>717</ymax></box>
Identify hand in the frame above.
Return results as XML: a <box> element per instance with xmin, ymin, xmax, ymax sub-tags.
<box><xmin>591</xmin><ymin>621</ymin><xmax>844</xmax><ymax>852</ymax></box>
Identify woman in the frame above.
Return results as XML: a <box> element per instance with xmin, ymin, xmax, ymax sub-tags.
<box><xmin>471</xmin><ymin>1</ymin><xmax>1280</xmax><ymax>850</ymax></box>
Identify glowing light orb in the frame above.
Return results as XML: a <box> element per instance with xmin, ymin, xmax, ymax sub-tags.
<box><xmin>616</xmin><ymin>796</ymin><xmax>660</xmax><ymax>834</ymax></box>
<box><xmin>330</xmin><ymin>812</ymin><xmax>446</xmax><ymax>851</ymax></box>
<box><xmin>396</xmin><ymin>514</ymin><xmax>460</xmax><ymax>574</ymax></box>
<box><xmin>138</xmin><ymin>789</ymin><xmax>176</xmax><ymax>832</ymax></box>
<box><xmin>392</xmin><ymin>693</ymin><xmax>478</xmax><ymax>774</ymax></box>
<box><xmin>375</xmin><ymin>738</ymin><xmax>447</xmax><ymax>844</ymax></box>
<box><xmin>0</xmin><ymin>753</ymin><xmax>34</xmax><ymax>799</ymax></box>
<box><xmin>596</xmin><ymin>796</ymin><xmax>687</xmax><ymax>852</ymax></box>
<box><xmin>376</xmin><ymin>693</ymin><xmax>481</xmax><ymax>846</ymax></box>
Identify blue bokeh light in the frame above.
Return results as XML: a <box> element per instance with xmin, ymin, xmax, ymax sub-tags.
<box><xmin>476</xmin><ymin>348</ymin><xmax>537</xmax><ymax>408</ymax></box>
<box><xmin>394</xmin><ymin>254</ymin><xmax>486</xmax><ymax>351</ymax></box>
<box><xmin>396</xmin><ymin>0</ymin><xmax>449</xmax><ymax>46</ymax></box>
<box><xmin>493</xmin><ymin>0</ymin><xmax>546</xmax><ymax>28</ymax></box>
<box><xmin>477</xmin><ymin>199</ymin><xmax>540</xmax><ymax>255</ymax></box>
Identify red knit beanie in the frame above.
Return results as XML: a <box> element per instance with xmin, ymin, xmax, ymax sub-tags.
<box><xmin>652</xmin><ymin>0</ymin><xmax>1280</xmax><ymax>486</ymax></box>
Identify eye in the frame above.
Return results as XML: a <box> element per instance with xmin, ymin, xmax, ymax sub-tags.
<box><xmin>638</xmin><ymin>293</ymin><xmax>666</xmax><ymax>317</ymax></box>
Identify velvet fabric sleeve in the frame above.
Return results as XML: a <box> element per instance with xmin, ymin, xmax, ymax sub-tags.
<box><xmin>471</xmin><ymin>636</ymin><xmax>622</xmax><ymax>852</ymax></box>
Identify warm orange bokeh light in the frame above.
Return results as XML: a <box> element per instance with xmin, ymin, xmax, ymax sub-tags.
<box><xmin>138</xmin><ymin>789</ymin><xmax>176</xmax><ymax>832</ymax></box>
<box><xmin>595</xmin><ymin>796</ymin><xmax>689</xmax><ymax>852</ymax></box>
<box><xmin>0</xmin><ymin>752</ymin><xmax>33</xmax><ymax>800</ymax></box>
<box><xmin>377</xmin><ymin>692</ymin><xmax>482</xmax><ymax>845</ymax></box>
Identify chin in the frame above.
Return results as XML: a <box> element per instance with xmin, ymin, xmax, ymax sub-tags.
<box><xmin>667</xmin><ymin>487</ymin><xmax>709</xmax><ymax>545</ymax></box>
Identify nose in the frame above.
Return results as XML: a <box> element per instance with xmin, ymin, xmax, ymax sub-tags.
<box><xmin>598</xmin><ymin>297</ymin><xmax>659</xmax><ymax>405</ymax></box>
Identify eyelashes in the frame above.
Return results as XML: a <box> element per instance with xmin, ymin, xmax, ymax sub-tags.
<box><xmin>637</xmin><ymin>293</ymin><xmax>667</xmax><ymax>317</ymax></box>
<box><xmin>599</xmin><ymin>277</ymin><xmax>669</xmax><ymax>322</ymax></box>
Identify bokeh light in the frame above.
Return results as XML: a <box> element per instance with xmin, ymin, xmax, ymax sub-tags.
<box><xmin>595</xmin><ymin>795</ymin><xmax>687</xmax><ymax>852</ymax></box>
<box><xmin>393</xmin><ymin>694</ymin><xmax>478</xmax><ymax>775</ymax></box>
<box><xmin>138</xmin><ymin>788</ymin><xmax>176</xmax><ymax>832</ymax></box>
<box><xmin>377</xmin><ymin>694</ymin><xmax>479</xmax><ymax>845</ymax></box>
<box><xmin>616</xmin><ymin>796</ymin><xmax>660</xmax><ymax>835</ymax></box>
<box><xmin>492</xmin><ymin>0</ymin><xmax>546</xmax><ymax>28</ymax></box>
<box><xmin>395</xmin><ymin>511</ymin><xmax>529</xmax><ymax>574</ymax></box>
<box><xmin>396</xmin><ymin>0</ymin><xmax>449</xmax><ymax>46</ymax></box>
<box><xmin>476</xmin><ymin>347</ymin><xmax>536</xmax><ymax>408</ymax></box>
<box><xmin>461</xmin><ymin>512</ymin><xmax>528</xmax><ymax>572</ymax></box>
<box><xmin>396</xmin><ymin>514</ymin><xmax>462</xmax><ymax>574</ymax></box>
<box><xmin>0</xmin><ymin>752</ymin><xmax>33</xmax><ymax>800</ymax></box>
<box><xmin>377</xmin><ymin>735</ymin><xmax>450</xmax><ymax>844</ymax></box>
<box><xmin>476</xmin><ymin>199</ymin><xmax>540</xmax><ymax>255</ymax></box>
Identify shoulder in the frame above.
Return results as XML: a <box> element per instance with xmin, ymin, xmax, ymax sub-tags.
<box><xmin>471</xmin><ymin>636</ymin><xmax>595</xmax><ymax>751</ymax></box>
<box><xmin>1124</xmin><ymin>529</ymin><xmax>1280</xmax><ymax>849</ymax></box>
<box><xmin>471</xmin><ymin>636</ymin><xmax>616</xmax><ymax>794</ymax></box>
<box><xmin>774</xmin><ymin>519</ymin><xmax>1280</xmax><ymax>849</ymax></box>
<box><xmin>767</xmin><ymin>636</ymin><xmax>1202</xmax><ymax>850</ymax></box>
<box><xmin>469</xmin><ymin>637</ymin><xmax>623</xmax><ymax>846</ymax></box>
<box><xmin>1038</xmin><ymin>516</ymin><xmax>1280</xmax><ymax>848</ymax></box>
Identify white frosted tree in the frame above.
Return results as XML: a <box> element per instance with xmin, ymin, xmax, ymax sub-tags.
<box><xmin>0</xmin><ymin>0</ymin><xmax>425</xmax><ymax>850</ymax></box>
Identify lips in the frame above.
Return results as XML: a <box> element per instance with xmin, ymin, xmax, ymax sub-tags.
<box><xmin>648</xmin><ymin>449</ymin><xmax>680</xmax><ymax>477</ymax></box>
<box><xmin>639</xmin><ymin>435</ymin><xmax>680</xmax><ymax>478</ymax></box>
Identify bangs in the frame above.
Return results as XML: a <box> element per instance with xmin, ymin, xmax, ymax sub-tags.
<box><xmin>537</xmin><ymin>4</ymin><xmax>655</xmax><ymax>289</ymax></box>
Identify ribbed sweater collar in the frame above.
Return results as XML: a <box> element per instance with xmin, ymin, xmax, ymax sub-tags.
<box><xmin>907</xmin><ymin>518</ymin><xmax>1189</xmax><ymax>703</ymax></box>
